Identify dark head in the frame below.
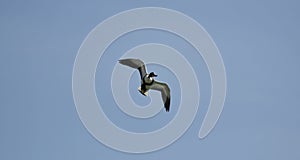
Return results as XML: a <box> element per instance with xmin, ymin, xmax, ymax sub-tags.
<box><xmin>148</xmin><ymin>72</ymin><xmax>158</xmax><ymax>78</ymax></box>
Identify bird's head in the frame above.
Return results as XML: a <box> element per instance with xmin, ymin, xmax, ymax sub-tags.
<box><xmin>148</xmin><ymin>72</ymin><xmax>158</xmax><ymax>78</ymax></box>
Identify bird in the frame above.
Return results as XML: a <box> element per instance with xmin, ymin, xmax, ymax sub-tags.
<box><xmin>118</xmin><ymin>58</ymin><xmax>171</xmax><ymax>112</ymax></box>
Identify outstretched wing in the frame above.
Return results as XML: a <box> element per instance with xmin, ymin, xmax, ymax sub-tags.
<box><xmin>150</xmin><ymin>81</ymin><xmax>171</xmax><ymax>112</ymax></box>
<box><xmin>118</xmin><ymin>58</ymin><xmax>147</xmax><ymax>79</ymax></box>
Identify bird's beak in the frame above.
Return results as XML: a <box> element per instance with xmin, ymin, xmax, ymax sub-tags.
<box><xmin>153</xmin><ymin>74</ymin><xmax>158</xmax><ymax>77</ymax></box>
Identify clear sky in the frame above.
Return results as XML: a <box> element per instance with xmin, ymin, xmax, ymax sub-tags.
<box><xmin>0</xmin><ymin>0</ymin><xmax>299</xmax><ymax>159</ymax></box>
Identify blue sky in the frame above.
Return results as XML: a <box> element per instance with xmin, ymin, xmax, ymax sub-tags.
<box><xmin>1</xmin><ymin>0</ymin><xmax>299</xmax><ymax>159</ymax></box>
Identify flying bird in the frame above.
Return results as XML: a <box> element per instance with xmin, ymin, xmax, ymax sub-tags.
<box><xmin>118</xmin><ymin>58</ymin><xmax>171</xmax><ymax>112</ymax></box>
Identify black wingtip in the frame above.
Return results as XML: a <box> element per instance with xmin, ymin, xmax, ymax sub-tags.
<box><xmin>164</xmin><ymin>97</ymin><xmax>170</xmax><ymax>112</ymax></box>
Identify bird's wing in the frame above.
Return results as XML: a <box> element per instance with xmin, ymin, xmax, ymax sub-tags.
<box><xmin>150</xmin><ymin>81</ymin><xmax>171</xmax><ymax>112</ymax></box>
<box><xmin>118</xmin><ymin>58</ymin><xmax>147</xmax><ymax>79</ymax></box>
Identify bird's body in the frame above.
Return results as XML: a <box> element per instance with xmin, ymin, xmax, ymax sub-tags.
<box><xmin>118</xmin><ymin>58</ymin><xmax>171</xmax><ymax>112</ymax></box>
<box><xmin>138</xmin><ymin>73</ymin><xmax>155</xmax><ymax>95</ymax></box>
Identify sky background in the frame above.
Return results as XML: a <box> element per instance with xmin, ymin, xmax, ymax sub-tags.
<box><xmin>1</xmin><ymin>0</ymin><xmax>300</xmax><ymax>159</ymax></box>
